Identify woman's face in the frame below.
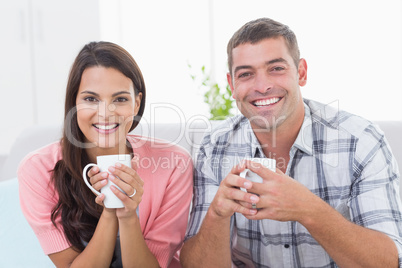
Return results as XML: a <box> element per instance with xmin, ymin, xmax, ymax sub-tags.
<box><xmin>75</xmin><ymin>66</ymin><xmax>141</xmax><ymax>151</ymax></box>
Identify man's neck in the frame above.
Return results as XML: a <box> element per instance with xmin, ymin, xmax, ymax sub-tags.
<box><xmin>251</xmin><ymin>111</ymin><xmax>304</xmax><ymax>173</ymax></box>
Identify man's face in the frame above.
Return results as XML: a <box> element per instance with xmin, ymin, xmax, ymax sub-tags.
<box><xmin>227</xmin><ymin>37</ymin><xmax>307</xmax><ymax>131</ymax></box>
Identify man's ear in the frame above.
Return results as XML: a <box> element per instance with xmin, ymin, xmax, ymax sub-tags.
<box><xmin>227</xmin><ymin>72</ymin><xmax>236</xmax><ymax>99</ymax></box>
<box><xmin>298</xmin><ymin>58</ymin><xmax>307</xmax><ymax>87</ymax></box>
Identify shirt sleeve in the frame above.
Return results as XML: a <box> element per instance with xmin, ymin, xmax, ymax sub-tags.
<box><xmin>143</xmin><ymin>150</ymin><xmax>194</xmax><ymax>268</ymax></box>
<box><xmin>348</xmin><ymin>125</ymin><xmax>402</xmax><ymax>267</ymax></box>
<box><xmin>185</xmin><ymin>137</ymin><xmax>220</xmax><ymax>240</ymax></box>
<box><xmin>17</xmin><ymin>152</ymin><xmax>71</xmax><ymax>255</ymax></box>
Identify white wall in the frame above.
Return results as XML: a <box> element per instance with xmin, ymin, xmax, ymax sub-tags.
<box><xmin>0</xmin><ymin>0</ymin><xmax>100</xmax><ymax>154</ymax></box>
<box><xmin>1</xmin><ymin>0</ymin><xmax>401</xmax><ymax>155</ymax></box>
<box><xmin>99</xmin><ymin>0</ymin><xmax>402</xmax><ymax>126</ymax></box>
<box><xmin>211</xmin><ymin>0</ymin><xmax>402</xmax><ymax>121</ymax></box>
<box><xmin>99</xmin><ymin>0</ymin><xmax>212</xmax><ymax>126</ymax></box>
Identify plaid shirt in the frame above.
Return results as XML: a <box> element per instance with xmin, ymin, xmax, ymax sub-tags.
<box><xmin>186</xmin><ymin>99</ymin><xmax>402</xmax><ymax>267</ymax></box>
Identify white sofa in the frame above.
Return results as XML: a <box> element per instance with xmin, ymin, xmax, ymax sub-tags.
<box><xmin>1</xmin><ymin>120</ymin><xmax>401</xmax><ymax>267</ymax></box>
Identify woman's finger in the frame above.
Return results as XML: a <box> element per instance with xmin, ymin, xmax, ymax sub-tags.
<box><xmin>131</xmin><ymin>156</ymin><xmax>139</xmax><ymax>171</ymax></box>
<box><xmin>114</xmin><ymin>163</ymin><xmax>142</xmax><ymax>184</ymax></box>
<box><xmin>109</xmin><ymin>174</ymin><xmax>142</xmax><ymax>198</ymax></box>
<box><xmin>109</xmin><ymin>164</ymin><xmax>143</xmax><ymax>186</ymax></box>
<box><xmin>89</xmin><ymin>172</ymin><xmax>109</xmax><ymax>192</ymax></box>
<box><xmin>92</xmin><ymin>178</ymin><xmax>108</xmax><ymax>192</ymax></box>
<box><xmin>95</xmin><ymin>193</ymin><xmax>105</xmax><ymax>206</ymax></box>
<box><xmin>88</xmin><ymin>165</ymin><xmax>108</xmax><ymax>183</ymax></box>
<box><xmin>87</xmin><ymin>165</ymin><xmax>99</xmax><ymax>177</ymax></box>
<box><xmin>110</xmin><ymin>184</ymin><xmax>142</xmax><ymax>208</ymax></box>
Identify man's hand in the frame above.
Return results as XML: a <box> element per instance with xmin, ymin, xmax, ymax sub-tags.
<box><xmin>209</xmin><ymin>162</ymin><xmax>262</xmax><ymax>219</ymax></box>
<box><xmin>181</xmin><ymin>161</ymin><xmax>263</xmax><ymax>268</ymax></box>
<box><xmin>240</xmin><ymin>161</ymin><xmax>323</xmax><ymax>224</ymax></box>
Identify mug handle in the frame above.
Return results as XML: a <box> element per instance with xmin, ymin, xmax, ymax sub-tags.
<box><xmin>82</xmin><ymin>163</ymin><xmax>101</xmax><ymax>196</ymax></box>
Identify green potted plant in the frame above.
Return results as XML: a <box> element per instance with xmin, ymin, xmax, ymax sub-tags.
<box><xmin>189</xmin><ymin>64</ymin><xmax>234</xmax><ymax>120</ymax></box>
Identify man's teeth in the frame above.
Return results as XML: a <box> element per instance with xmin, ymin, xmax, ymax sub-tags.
<box><xmin>94</xmin><ymin>124</ymin><xmax>118</xmax><ymax>130</ymax></box>
<box><xmin>254</xmin><ymin>97</ymin><xmax>280</xmax><ymax>107</ymax></box>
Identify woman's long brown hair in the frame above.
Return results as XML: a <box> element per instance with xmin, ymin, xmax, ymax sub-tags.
<box><xmin>50</xmin><ymin>41</ymin><xmax>146</xmax><ymax>251</ymax></box>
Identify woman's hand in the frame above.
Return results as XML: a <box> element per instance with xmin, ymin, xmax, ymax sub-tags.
<box><xmin>88</xmin><ymin>165</ymin><xmax>109</xmax><ymax>192</ymax></box>
<box><xmin>87</xmin><ymin>157</ymin><xmax>144</xmax><ymax>219</ymax></box>
<box><xmin>87</xmin><ymin>165</ymin><xmax>117</xmax><ymax>215</ymax></box>
<box><xmin>107</xmin><ymin>157</ymin><xmax>144</xmax><ymax>219</ymax></box>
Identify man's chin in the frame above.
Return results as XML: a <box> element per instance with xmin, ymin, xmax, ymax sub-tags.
<box><xmin>246</xmin><ymin>112</ymin><xmax>286</xmax><ymax>129</ymax></box>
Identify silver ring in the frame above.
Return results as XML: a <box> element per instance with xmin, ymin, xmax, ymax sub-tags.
<box><xmin>252</xmin><ymin>203</ymin><xmax>257</xmax><ymax>209</ymax></box>
<box><xmin>128</xmin><ymin>188</ymin><xmax>136</xmax><ymax>198</ymax></box>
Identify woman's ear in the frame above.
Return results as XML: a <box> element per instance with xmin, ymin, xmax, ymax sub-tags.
<box><xmin>134</xmin><ymin>92</ymin><xmax>142</xmax><ymax>115</ymax></box>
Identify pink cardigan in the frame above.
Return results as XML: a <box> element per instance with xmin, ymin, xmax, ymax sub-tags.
<box><xmin>18</xmin><ymin>134</ymin><xmax>193</xmax><ymax>268</ymax></box>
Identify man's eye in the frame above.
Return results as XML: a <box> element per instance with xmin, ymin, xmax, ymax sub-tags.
<box><xmin>238</xmin><ymin>72</ymin><xmax>251</xmax><ymax>78</ymax></box>
<box><xmin>272</xmin><ymin>66</ymin><xmax>285</xmax><ymax>72</ymax></box>
<box><xmin>84</xmin><ymin>97</ymin><xmax>98</xmax><ymax>102</ymax></box>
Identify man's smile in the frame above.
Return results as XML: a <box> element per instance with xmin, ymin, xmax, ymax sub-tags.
<box><xmin>252</xmin><ymin>97</ymin><xmax>281</xmax><ymax>107</ymax></box>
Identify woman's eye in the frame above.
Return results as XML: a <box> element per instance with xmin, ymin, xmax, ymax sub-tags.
<box><xmin>84</xmin><ymin>96</ymin><xmax>98</xmax><ymax>102</ymax></box>
<box><xmin>114</xmin><ymin>97</ymin><xmax>128</xmax><ymax>102</ymax></box>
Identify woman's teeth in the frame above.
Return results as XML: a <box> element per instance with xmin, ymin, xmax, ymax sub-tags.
<box><xmin>254</xmin><ymin>97</ymin><xmax>280</xmax><ymax>107</ymax></box>
<box><xmin>94</xmin><ymin>124</ymin><xmax>119</xmax><ymax>130</ymax></box>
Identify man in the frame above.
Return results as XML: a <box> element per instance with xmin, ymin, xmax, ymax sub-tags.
<box><xmin>180</xmin><ymin>18</ymin><xmax>402</xmax><ymax>267</ymax></box>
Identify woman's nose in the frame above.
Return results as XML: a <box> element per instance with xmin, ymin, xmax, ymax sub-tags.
<box><xmin>98</xmin><ymin>101</ymin><xmax>116</xmax><ymax>118</ymax></box>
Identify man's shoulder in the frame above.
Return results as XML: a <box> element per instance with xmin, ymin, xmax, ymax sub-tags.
<box><xmin>304</xmin><ymin>99</ymin><xmax>384</xmax><ymax>150</ymax></box>
<box><xmin>304</xmin><ymin>98</ymin><xmax>378</xmax><ymax>138</ymax></box>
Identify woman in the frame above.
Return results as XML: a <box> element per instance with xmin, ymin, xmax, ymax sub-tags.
<box><xmin>18</xmin><ymin>41</ymin><xmax>193</xmax><ymax>267</ymax></box>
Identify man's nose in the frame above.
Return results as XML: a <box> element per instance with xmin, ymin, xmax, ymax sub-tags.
<box><xmin>253</xmin><ymin>73</ymin><xmax>273</xmax><ymax>94</ymax></box>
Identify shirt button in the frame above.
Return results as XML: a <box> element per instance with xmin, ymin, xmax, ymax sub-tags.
<box><xmin>284</xmin><ymin>244</ymin><xmax>290</xmax><ymax>248</ymax></box>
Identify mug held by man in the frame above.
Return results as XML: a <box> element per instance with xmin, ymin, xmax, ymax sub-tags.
<box><xmin>240</xmin><ymin>158</ymin><xmax>276</xmax><ymax>192</ymax></box>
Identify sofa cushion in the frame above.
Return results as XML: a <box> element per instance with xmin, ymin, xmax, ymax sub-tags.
<box><xmin>0</xmin><ymin>124</ymin><xmax>62</xmax><ymax>181</ymax></box>
<box><xmin>0</xmin><ymin>178</ymin><xmax>54</xmax><ymax>267</ymax></box>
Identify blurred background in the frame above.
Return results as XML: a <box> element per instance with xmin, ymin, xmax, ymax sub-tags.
<box><xmin>0</xmin><ymin>0</ymin><xmax>401</xmax><ymax>155</ymax></box>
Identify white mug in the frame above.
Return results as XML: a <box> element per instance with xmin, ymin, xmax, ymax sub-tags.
<box><xmin>240</xmin><ymin>158</ymin><xmax>276</xmax><ymax>192</ymax></box>
<box><xmin>82</xmin><ymin>154</ymin><xmax>132</xmax><ymax>208</ymax></box>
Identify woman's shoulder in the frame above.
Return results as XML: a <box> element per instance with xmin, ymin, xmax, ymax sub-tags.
<box><xmin>127</xmin><ymin>134</ymin><xmax>191</xmax><ymax>159</ymax></box>
<box><xmin>127</xmin><ymin>134</ymin><xmax>193</xmax><ymax>178</ymax></box>
<box><xmin>17</xmin><ymin>141</ymin><xmax>62</xmax><ymax>178</ymax></box>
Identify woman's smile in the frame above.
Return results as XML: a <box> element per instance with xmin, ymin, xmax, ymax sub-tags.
<box><xmin>93</xmin><ymin>123</ymin><xmax>120</xmax><ymax>134</ymax></box>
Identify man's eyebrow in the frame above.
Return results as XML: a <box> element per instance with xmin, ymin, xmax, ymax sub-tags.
<box><xmin>267</xmin><ymin>57</ymin><xmax>288</xmax><ymax>65</ymax></box>
<box><xmin>233</xmin><ymin>65</ymin><xmax>253</xmax><ymax>74</ymax></box>
<box><xmin>233</xmin><ymin>58</ymin><xmax>289</xmax><ymax>74</ymax></box>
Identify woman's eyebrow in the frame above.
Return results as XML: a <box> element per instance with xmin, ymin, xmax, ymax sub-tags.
<box><xmin>80</xmin><ymin>90</ymin><xmax>131</xmax><ymax>97</ymax></box>
<box><xmin>80</xmin><ymin>90</ymin><xmax>99</xmax><ymax>96</ymax></box>
<box><xmin>112</xmin><ymin>91</ymin><xmax>131</xmax><ymax>97</ymax></box>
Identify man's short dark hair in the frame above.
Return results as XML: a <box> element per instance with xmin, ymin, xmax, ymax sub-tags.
<box><xmin>227</xmin><ymin>18</ymin><xmax>300</xmax><ymax>75</ymax></box>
